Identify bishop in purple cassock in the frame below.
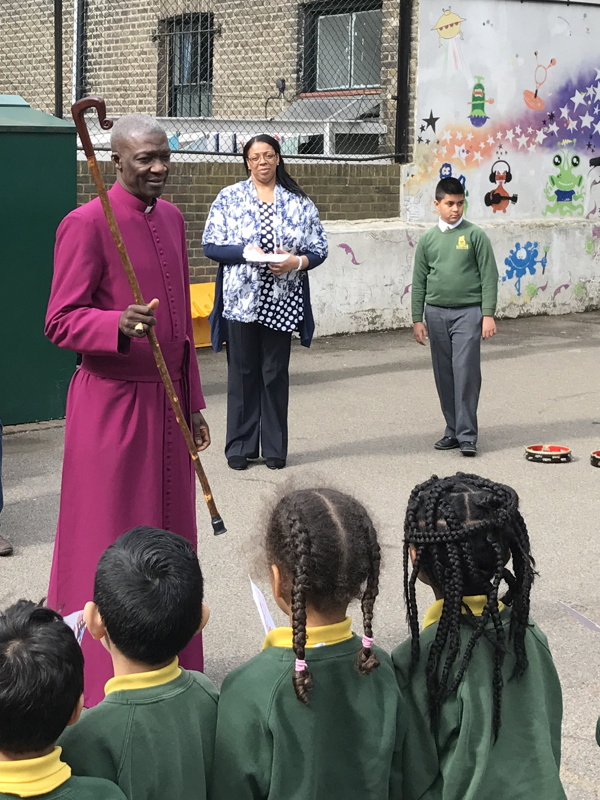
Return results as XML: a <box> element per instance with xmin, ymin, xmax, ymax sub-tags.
<box><xmin>45</xmin><ymin>116</ymin><xmax>210</xmax><ymax>706</ymax></box>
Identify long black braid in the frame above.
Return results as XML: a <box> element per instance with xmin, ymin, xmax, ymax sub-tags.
<box><xmin>404</xmin><ymin>473</ymin><xmax>536</xmax><ymax>737</ymax></box>
<box><xmin>266</xmin><ymin>488</ymin><xmax>381</xmax><ymax>703</ymax></box>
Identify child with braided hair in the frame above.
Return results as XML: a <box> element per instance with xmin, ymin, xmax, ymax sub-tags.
<box><xmin>212</xmin><ymin>487</ymin><xmax>405</xmax><ymax>800</ymax></box>
<box><xmin>391</xmin><ymin>472</ymin><xmax>566</xmax><ymax>800</ymax></box>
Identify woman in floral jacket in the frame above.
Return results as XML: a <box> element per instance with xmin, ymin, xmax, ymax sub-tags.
<box><xmin>203</xmin><ymin>135</ymin><xmax>328</xmax><ymax>471</ymax></box>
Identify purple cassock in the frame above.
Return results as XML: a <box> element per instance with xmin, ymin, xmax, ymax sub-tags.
<box><xmin>45</xmin><ymin>181</ymin><xmax>205</xmax><ymax>706</ymax></box>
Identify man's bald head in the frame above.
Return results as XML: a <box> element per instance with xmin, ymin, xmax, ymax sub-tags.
<box><xmin>110</xmin><ymin>115</ymin><xmax>171</xmax><ymax>204</ymax></box>
<box><xmin>110</xmin><ymin>115</ymin><xmax>167</xmax><ymax>153</ymax></box>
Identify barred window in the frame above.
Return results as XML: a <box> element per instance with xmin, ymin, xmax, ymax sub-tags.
<box><xmin>158</xmin><ymin>13</ymin><xmax>214</xmax><ymax>117</ymax></box>
<box><xmin>303</xmin><ymin>2</ymin><xmax>382</xmax><ymax>93</ymax></box>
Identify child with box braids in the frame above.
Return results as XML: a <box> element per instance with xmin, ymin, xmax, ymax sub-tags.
<box><xmin>213</xmin><ymin>487</ymin><xmax>405</xmax><ymax>800</ymax></box>
<box><xmin>390</xmin><ymin>473</ymin><xmax>567</xmax><ymax>800</ymax></box>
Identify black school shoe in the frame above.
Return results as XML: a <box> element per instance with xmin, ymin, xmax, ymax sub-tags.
<box><xmin>460</xmin><ymin>441</ymin><xmax>477</xmax><ymax>457</ymax></box>
<box><xmin>434</xmin><ymin>436</ymin><xmax>459</xmax><ymax>450</ymax></box>
<box><xmin>265</xmin><ymin>458</ymin><xmax>286</xmax><ymax>470</ymax></box>
<box><xmin>227</xmin><ymin>456</ymin><xmax>248</xmax><ymax>470</ymax></box>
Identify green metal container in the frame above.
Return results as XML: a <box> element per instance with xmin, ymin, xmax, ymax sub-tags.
<box><xmin>0</xmin><ymin>96</ymin><xmax>76</xmax><ymax>424</ymax></box>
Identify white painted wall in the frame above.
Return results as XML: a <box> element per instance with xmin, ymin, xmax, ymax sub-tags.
<box><xmin>311</xmin><ymin>218</ymin><xmax>600</xmax><ymax>337</ymax></box>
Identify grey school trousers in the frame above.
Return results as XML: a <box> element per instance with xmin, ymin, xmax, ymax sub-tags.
<box><xmin>424</xmin><ymin>303</ymin><xmax>483</xmax><ymax>443</ymax></box>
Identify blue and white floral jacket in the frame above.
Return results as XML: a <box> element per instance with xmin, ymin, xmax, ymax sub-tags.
<box><xmin>202</xmin><ymin>178</ymin><xmax>328</xmax><ymax>351</ymax></box>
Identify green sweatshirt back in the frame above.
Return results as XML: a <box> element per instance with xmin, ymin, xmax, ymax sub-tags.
<box><xmin>411</xmin><ymin>220</ymin><xmax>498</xmax><ymax>322</ymax></box>
<box><xmin>0</xmin><ymin>776</ymin><xmax>127</xmax><ymax>800</ymax></box>
<box><xmin>391</xmin><ymin>611</ymin><xmax>566</xmax><ymax>800</ymax></box>
<box><xmin>212</xmin><ymin>635</ymin><xmax>405</xmax><ymax>800</ymax></box>
<box><xmin>58</xmin><ymin>669</ymin><xmax>218</xmax><ymax>800</ymax></box>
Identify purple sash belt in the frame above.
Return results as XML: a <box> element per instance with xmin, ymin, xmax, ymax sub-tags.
<box><xmin>81</xmin><ymin>340</ymin><xmax>187</xmax><ymax>383</ymax></box>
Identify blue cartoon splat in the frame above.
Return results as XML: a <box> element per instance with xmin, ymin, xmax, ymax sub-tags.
<box><xmin>503</xmin><ymin>242</ymin><xmax>548</xmax><ymax>297</ymax></box>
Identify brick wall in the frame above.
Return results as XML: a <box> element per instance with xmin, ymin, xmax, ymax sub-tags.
<box><xmin>77</xmin><ymin>160</ymin><xmax>401</xmax><ymax>281</ymax></box>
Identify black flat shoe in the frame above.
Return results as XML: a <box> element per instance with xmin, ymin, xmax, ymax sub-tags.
<box><xmin>460</xmin><ymin>441</ymin><xmax>477</xmax><ymax>457</ymax></box>
<box><xmin>265</xmin><ymin>458</ymin><xmax>286</xmax><ymax>470</ymax></box>
<box><xmin>227</xmin><ymin>456</ymin><xmax>248</xmax><ymax>470</ymax></box>
<box><xmin>434</xmin><ymin>436</ymin><xmax>459</xmax><ymax>450</ymax></box>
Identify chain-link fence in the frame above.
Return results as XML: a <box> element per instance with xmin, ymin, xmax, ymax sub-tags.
<box><xmin>0</xmin><ymin>0</ymin><xmax>409</xmax><ymax>161</ymax></box>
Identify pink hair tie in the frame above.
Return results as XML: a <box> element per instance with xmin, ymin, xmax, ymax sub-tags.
<box><xmin>362</xmin><ymin>636</ymin><xmax>374</xmax><ymax>649</ymax></box>
<box><xmin>294</xmin><ymin>659</ymin><xmax>308</xmax><ymax>673</ymax></box>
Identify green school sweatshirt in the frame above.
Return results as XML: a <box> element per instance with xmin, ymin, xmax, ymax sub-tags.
<box><xmin>0</xmin><ymin>748</ymin><xmax>126</xmax><ymax>800</ymax></box>
<box><xmin>212</xmin><ymin>633</ymin><xmax>405</xmax><ymax>800</ymax></box>
<box><xmin>391</xmin><ymin>607</ymin><xmax>567</xmax><ymax>800</ymax></box>
<box><xmin>411</xmin><ymin>220</ymin><xmax>498</xmax><ymax>322</ymax></box>
<box><xmin>58</xmin><ymin>663</ymin><xmax>218</xmax><ymax>800</ymax></box>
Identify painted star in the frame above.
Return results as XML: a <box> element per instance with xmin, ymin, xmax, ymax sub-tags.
<box><xmin>528</xmin><ymin>143</ymin><xmax>536</xmax><ymax>153</ymax></box>
<box><xmin>441</xmin><ymin>130</ymin><xmax>452</xmax><ymax>143</ymax></box>
<box><xmin>594</xmin><ymin>120</ymin><xmax>600</xmax><ymax>136</ymax></box>
<box><xmin>515</xmin><ymin>125</ymin><xmax>522</xmax><ymax>135</ymax></box>
<box><xmin>472</xmin><ymin>151</ymin><xmax>484</xmax><ymax>164</ymax></box>
<box><xmin>420</xmin><ymin>124</ymin><xmax>426</xmax><ymax>132</ymax></box>
<box><xmin>496</xmin><ymin>131</ymin><xmax>503</xmax><ymax>140</ymax></box>
<box><xmin>527</xmin><ymin>127</ymin><xmax>534</xmax><ymax>134</ymax></box>
<box><xmin>417</xmin><ymin>135</ymin><xmax>423</xmax><ymax>143</ymax></box>
<box><xmin>535</xmin><ymin>129</ymin><xmax>547</xmax><ymax>144</ymax></box>
<box><xmin>586</xmin><ymin>85</ymin><xmax>596</xmax><ymax>99</ymax></box>
<box><xmin>547</xmin><ymin>121</ymin><xmax>559</xmax><ymax>135</ymax></box>
<box><xmin>580</xmin><ymin>111</ymin><xmax>594</xmax><ymax>129</ymax></box>
<box><xmin>517</xmin><ymin>134</ymin><xmax>529</xmax><ymax>149</ymax></box>
<box><xmin>465</xmin><ymin>132</ymin><xmax>473</xmax><ymax>141</ymax></box>
<box><xmin>595</xmin><ymin>68</ymin><xmax>600</xmax><ymax>81</ymax></box>
<box><xmin>547</xmin><ymin>111</ymin><xmax>555</xmax><ymax>122</ymax></box>
<box><xmin>594</xmin><ymin>84</ymin><xmax>600</xmax><ymax>103</ymax></box>
<box><xmin>566</xmin><ymin>117</ymin><xmax>578</xmax><ymax>131</ymax></box>
<box><xmin>422</xmin><ymin>110</ymin><xmax>440</xmax><ymax>133</ymax></box>
<box><xmin>595</xmin><ymin>105</ymin><xmax>600</xmax><ymax>116</ymax></box>
<box><xmin>487</xmin><ymin>135</ymin><xmax>495</xmax><ymax>146</ymax></box>
<box><xmin>453</xmin><ymin>144</ymin><xmax>468</xmax><ymax>164</ymax></box>
<box><xmin>505</xmin><ymin>129</ymin><xmax>515</xmax><ymax>142</ymax></box>
<box><xmin>571</xmin><ymin>89</ymin><xmax>586</xmax><ymax>111</ymax></box>
<box><xmin>559</xmin><ymin>105</ymin><xmax>570</xmax><ymax>120</ymax></box>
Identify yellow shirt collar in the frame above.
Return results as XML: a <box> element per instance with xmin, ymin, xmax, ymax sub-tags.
<box><xmin>262</xmin><ymin>617</ymin><xmax>353</xmax><ymax>650</ymax></box>
<box><xmin>105</xmin><ymin>657</ymin><xmax>181</xmax><ymax>695</ymax></box>
<box><xmin>0</xmin><ymin>747</ymin><xmax>71</xmax><ymax>797</ymax></box>
<box><xmin>423</xmin><ymin>595</ymin><xmax>505</xmax><ymax>630</ymax></box>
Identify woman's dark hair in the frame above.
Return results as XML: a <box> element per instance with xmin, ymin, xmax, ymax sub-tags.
<box><xmin>266</xmin><ymin>488</ymin><xmax>381</xmax><ymax>703</ymax></box>
<box><xmin>243</xmin><ymin>134</ymin><xmax>307</xmax><ymax>197</ymax></box>
<box><xmin>0</xmin><ymin>600</ymin><xmax>84</xmax><ymax>754</ymax></box>
<box><xmin>404</xmin><ymin>473</ymin><xmax>536</xmax><ymax>738</ymax></box>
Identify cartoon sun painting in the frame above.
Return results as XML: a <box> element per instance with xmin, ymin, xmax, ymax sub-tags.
<box><xmin>432</xmin><ymin>7</ymin><xmax>466</xmax><ymax>46</ymax></box>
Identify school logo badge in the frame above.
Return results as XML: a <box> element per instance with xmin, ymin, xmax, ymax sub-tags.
<box><xmin>456</xmin><ymin>235</ymin><xmax>469</xmax><ymax>250</ymax></box>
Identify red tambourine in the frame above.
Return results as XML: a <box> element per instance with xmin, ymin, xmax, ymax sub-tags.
<box><xmin>590</xmin><ymin>450</ymin><xmax>600</xmax><ymax>468</ymax></box>
<box><xmin>525</xmin><ymin>444</ymin><xmax>572</xmax><ymax>464</ymax></box>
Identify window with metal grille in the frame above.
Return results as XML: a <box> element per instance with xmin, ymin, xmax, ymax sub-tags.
<box><xmin>159</xmin><ymin>13</ymin><xmax>214</xmax><ymax>117</ymax></box>
<box><xmin>303</xmin><ymin>2</ymin><xmax>382</xmax><ymax>93</ymax></box>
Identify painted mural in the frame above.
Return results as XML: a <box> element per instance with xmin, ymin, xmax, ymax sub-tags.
<box><xmin>406</xmin><ymin>0</ymin><xmax>600</xmax><ymax>311</ymax></box>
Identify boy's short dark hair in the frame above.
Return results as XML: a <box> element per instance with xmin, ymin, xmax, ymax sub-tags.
<box><xmin>435</xmin><ymin>177</ymin><xmax>465</xmax><ymax>201</ymax></box>
<box><xmin>0</xmin><ymin>600</ymin><xmax>83</xmax><ymax>754</ymax></box>
<box><xmin>94</xmin><ymin>526</ymin><xmax>203</xmax><ymax>666</ymax></box>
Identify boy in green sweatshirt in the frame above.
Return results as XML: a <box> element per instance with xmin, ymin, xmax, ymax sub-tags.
<box><xmin>58</xmin><ymin>527</ymin><xmax>217</xmax><ymax>800</ymax></box>
<box><xmin>412</xmin><ymin>177</ymin><xmax>498</xmax><ymax>456</ymax></box>
<box><xmin>0</xmin><ymin>600</ymin><xmax>126</xmax><ymax>800</ymax></box>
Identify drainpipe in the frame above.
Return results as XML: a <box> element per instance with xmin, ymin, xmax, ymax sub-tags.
<box><xmin>54</xmin><ymin>0</ymin><xmax>63</xmax><ymax>117</ymax></box>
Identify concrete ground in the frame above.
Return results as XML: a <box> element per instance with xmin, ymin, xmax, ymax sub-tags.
<box><xmin>2</xmin><ymin>312</ymin><xmax>600</xmax><ymax>799</ymax></box>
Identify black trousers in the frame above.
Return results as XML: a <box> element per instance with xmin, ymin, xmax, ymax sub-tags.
<box><xmin>225</xmin><ymin>320</ymin><xmax>292</xmax><ymax>461</ymax></box>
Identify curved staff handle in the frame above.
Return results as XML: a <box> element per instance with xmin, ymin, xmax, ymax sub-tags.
<box><xmin>70</xmin><ymin>96</ymin><xmax>226</xmax><ymax>535</ymax></box>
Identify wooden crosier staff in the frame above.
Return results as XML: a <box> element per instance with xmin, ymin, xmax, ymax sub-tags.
<box><xmin>71</xmin><ymin>96</ymin><xmax>226</xmax><ymax>535</ymax></box>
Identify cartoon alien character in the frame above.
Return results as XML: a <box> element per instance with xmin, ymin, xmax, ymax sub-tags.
<box><xmin>468</xmin><ymin>76</ymin><xmax>494</xmax><ymax>128</ymax></box>
<box><xmin>484</xmin><ymin>159</ymin><xmax>518</xmax><ymax>213</ymax></box>
<box><xmin>542</xmin><ymin>143</ymin><xmax>584</xmax><ymax>216</ymax></box>
<box><xmin>503</xmin><ymin>241</ymin><xmax>548</xmax><ymax>297</ymax></box>
<box><xmin>439</xmin><ymin>162</ymin><xmax>469</xmax><ymax>214</ymax></box>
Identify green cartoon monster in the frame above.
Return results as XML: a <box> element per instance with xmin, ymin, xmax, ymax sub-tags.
<box><xmin>543</xmin><ymin>142</ymin><xmax>584</xmax><ymax>216</ymax></box>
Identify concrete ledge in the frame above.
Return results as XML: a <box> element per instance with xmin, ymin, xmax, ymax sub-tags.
<box><xmin>312</xmin><ymin>217</ymin><xmax>600</xmax><ymax>336</ymax></box>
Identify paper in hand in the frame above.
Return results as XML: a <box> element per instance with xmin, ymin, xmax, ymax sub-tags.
<box><xmin>63</xmin><ymin>609</ymin><xmax>86</xmax><ymax>645</ymax></box>
<box><xmin>249</xmin><ymin>577</ymin><xmax>276</xmax><ymax>634</ymax></box>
